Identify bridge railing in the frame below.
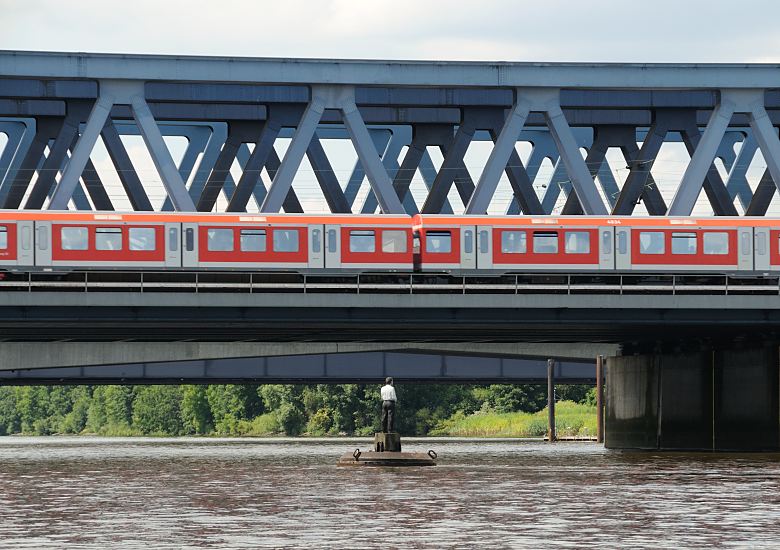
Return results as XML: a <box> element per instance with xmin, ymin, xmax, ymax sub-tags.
<box><xmin>0</xmin><ymin>271</ymin><xmax>778</xmax><ymax>296</ymax></box>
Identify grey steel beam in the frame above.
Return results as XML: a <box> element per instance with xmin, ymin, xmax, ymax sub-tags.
<box><xmin>544</xmin><ymin>104</ymin><xmax>607</xmax><ymax>215</ymax></box>
<box><xmin>79</xmin><ymin>155</ymin><xmax>113</xmax><ymax>210</ymax></box>
<box><xmin>359</xmin><ymin>127</ymin><xmax>411</xmax><ymax>213</ymax></box>
<box><xmin>100</xmin><ymin>118</ymin><xmax>153</xmax><ymax>211</ymax></box>
<box><xmin>613</xmin><ymin>120</ymin><xmax>667</xmax><ymax>215</ymax></box>
<box><xmin>724</xmin><ymin>133</ymin><xmax>756</xmax><ymax>209</ymax></box>
<box><xmin>745</xmin><ymin>169</ymin><xmax>775</xmax><ymax>215</ymax></box>
<box><xmin>0</xmin><ymin>351</ymin><xmax>596</xmax><ymax>385</ymax></box>
<box><xmin>265</xmin><ymin>148</ymin><xmax>303</xmax><ymax>212</ymax></box>
<box><xmin>49</xmin><ymin>92</ymin><xmax>114</xmax><ymax>210</ymax></box>
<box><xmin>679</xmin><ymin>116</ymin><xmax>738</xmax><ymax>216</ymax></box>
<box><xmin>227</xmin><ymin>120</ymin><xmax>280</xmax><ymax>212</ymax></box>
<box><xmin>195</xmin><ymin>121</ymin><xmax>256</xmax><ymax>211</ymax></box>
<box><xmin>9</xmin><ymin>51</ymin><xmax>780</xmax><ymax>89</ymax></box>
<box><xmin>25</xmin><ymin>101</ymin><xmax>94</xmax><ymax>208</ymax></box>
<box><xmin>668</xmin><ymin>99</ymin><xmax>737</xmax><ymax>215</ymax></box>
<box><xmin>424</xmin><ymin>121</ymin><xmax>477</xmax><ymax>213</ymax></box>
<box><xmin>0</xmin><ymin>120</ymin><xmax>27</xmax><ymax>190</ymax></box>
<box><xmin>2</xmin><ymin>117</ymin><xmax>60</xmax><ymax>208</ymax></box>
<box><xmin>748</xmin><ymin>102</ymin><xmax>780</xmax><ymax>203</ymax></box>
<box><xmin>306</xmin><ymin>132</ymin><xmax>351</xmax><ymax>213</ymax></box>
<box><xmin>260</xmin><ymin>94</ymin><xmax>325</xmax><ymax>212</ymax></box>
<box><xmin>489</xmin><ymin>126</ymin><xmax>544</xmax><ymax>215</ymax></box>
<box><xmin>130</xmin><ymin>94</ymin><xmax>196</xmax><ymax>211</ymax></box>
<box><xmin>344</xmin><ymin>129</ymin><xmax>389</xmax><ymax>208</ymax></box>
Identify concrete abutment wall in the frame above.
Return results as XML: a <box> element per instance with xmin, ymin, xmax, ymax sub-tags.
<box><xmin>606</xmin><ymin>347</ymin><xmax>780</xmax><ymax>451</ymax></box>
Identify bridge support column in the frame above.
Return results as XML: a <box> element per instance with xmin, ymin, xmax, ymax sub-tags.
<box><xmin>605</xmin><ymin>347</ymin><xmax>780</xmax><ymax>451</ymax></box>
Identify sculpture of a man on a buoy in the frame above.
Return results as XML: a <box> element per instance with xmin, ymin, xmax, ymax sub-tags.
<box><xmin>380</xmin><ymin>377</ymin><xmax>397</xmax><ymax>433</ymax></box>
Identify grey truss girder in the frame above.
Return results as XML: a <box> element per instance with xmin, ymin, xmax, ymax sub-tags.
<box><xmin>100</xmin><ymin>118</ymin><xmax>153</xmax><ymax>211</ymax></box>
<box><xmin>261</xmin><ymin>86</ymin><xmax>404</xmax><ymax>214</ymax></box>
<box><xmin>359</xmin><ymin>127</ymin><xmax>410</xmax><ymax>213</ymax></box>
<box><xmin>466</xmin><ymin>88</ymin><xmax>607</xmax><ymax>215</ymax></box>
<box><xmin>307</xmin><ymin>132</ymin><xmax>351</xmax><ymax>213</ymax></box>
<box><xmin>0</xmin><ymin>119</ymin><xmax>31</xmax><ymax>197</ymax></box>
<box><xmin>50</xmin><ymin>81</ymin><xmax>196</xmax><ymax>211</ymax></box>
<box><xmin>421</xmin><ymin>122</ymin><xmax>476</xmax><ymax>213</ymax></box>
<box><xmin>226</xmin><ymin>120</ymin><xmax>280</xmax><ymax>212</ymax></box>
<box><xmin>2</xmin><ymin>117</ymin><xmax>61</xmax><ymax>209</ymax></box>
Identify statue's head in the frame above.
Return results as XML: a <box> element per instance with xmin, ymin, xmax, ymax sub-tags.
<box><xmin>385</xmin><ymin>377</ymin><xmax>393</xmax><ymax>386</ymax></box>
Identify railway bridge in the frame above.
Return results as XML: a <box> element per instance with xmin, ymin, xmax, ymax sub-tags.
<box><xmin>2</xmin><ymin>51</ymin><xmax>780</xmax><ymax>450</ymax></box>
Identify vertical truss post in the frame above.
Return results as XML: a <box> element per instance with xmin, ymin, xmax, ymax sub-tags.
<box><xmin>49</xmin><ymin>94</ymin><xmax>114</xmax><ymax>210</ymax></box>
<box><xmin>668</xmin><ymin>96</ymin><xmax>737</xmax><ymax>216</ymax></box>
<box><xmin>101</xmin><ymin>118</ymin><xmax>153</xmax><ymax>211</ymax></box>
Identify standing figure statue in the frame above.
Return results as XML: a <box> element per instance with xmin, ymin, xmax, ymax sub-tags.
<box><xmin>380</xmin><ymin>377</ymin><xmax>397</xmax><ymax>433</ymax></box>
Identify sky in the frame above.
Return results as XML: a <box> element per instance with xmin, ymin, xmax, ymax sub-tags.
<box><xmin>1</xmin><ymin>0</ymin><xmax>780</xmax><ymax>214</ymax></box>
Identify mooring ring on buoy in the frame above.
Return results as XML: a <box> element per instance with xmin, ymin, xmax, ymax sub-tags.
<box><xmin>428</xmin><ymin>449</ymin><xmax>437</xmax><ymax>459</ymax></box>
<box><xmin>353</xmin><ymin>448</ymin><xmax>361</xmax><ymax>461</ymax></box>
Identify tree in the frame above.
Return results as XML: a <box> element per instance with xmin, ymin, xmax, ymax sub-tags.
<box><xmin>0</xmin><ymin>387</ymin><xmax>19</xmax><ymax>435</ymax></box>
<box><xmin>15</xmin><ymin>386</ymin><xmax>49</xmax><ymax>433</ymax></box>
<box><xmin>475</xmin><ymin>384</ymin><xmax>547</xmax><ymax>414</ymax></box>
<box><xmin>181</xmin><ymin>385</ymin><xmax>212</xmax><ymax>434</ymax></box>
<box><xmin>207</xmin><ymin>385</ymin><xmax>262</xmax><ymax>434</ymax></box>
<box><xmin>133</xmin><ymin>386</ymin><xmax>183</xmax><ymax>435</ymax></box>
<box><xmin>259</xmin><ymin>385</ymin><xmax>306</xmax><ymax>436</ymax></box>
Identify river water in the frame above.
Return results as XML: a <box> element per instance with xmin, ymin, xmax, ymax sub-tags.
<box><xmin>0</xmin><ymin>437</ymin><xmax>779</xmax><ymax>549</ymax></box>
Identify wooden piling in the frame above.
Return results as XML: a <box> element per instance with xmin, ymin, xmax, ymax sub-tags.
<box><xmin>596</xmin><ymin>354</ymin><xmax>604</xmax><ymax>444</ymax></box>
<box><xmin>547</xmin><ymin>358</ymin><xmax>556</xmax><ymax>442</ymax></box>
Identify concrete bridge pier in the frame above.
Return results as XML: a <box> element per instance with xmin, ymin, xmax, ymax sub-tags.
<box><xmin>605</xmin><ymin>347</ymin><xmax>780</xmax><ymax>451</ymax></box>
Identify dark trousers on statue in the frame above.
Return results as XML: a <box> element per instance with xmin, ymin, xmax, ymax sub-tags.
<box><xmin>381</xmin><ymin>400</ymin><xmax>396</xmax><ymax>433</ymax></box>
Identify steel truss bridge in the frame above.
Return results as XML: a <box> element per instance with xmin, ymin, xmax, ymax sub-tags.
<box><xmin>3</xmin><ymin>52</ymin><xmax>780</xmax><ymax>385</ymax></box>
<box><xmin>3</xmin><ymin>51</ymin><xmax>780</xmax><ymax>215</ymax></box>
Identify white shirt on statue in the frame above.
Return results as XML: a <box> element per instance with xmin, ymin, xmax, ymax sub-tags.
<box><xmin>381</xmin><ymin>385</ymin><xmax>397</xmax><ymax>401</ymax></box>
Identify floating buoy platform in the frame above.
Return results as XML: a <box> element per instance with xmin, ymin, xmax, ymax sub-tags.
<box><xmin>337</xmin><ymin>432</ymin><xmax>437</xmax><ymax>467</ymax></box>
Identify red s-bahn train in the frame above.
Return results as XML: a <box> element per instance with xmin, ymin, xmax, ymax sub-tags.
<box><xmin>0</xmin><ymin>211</ymin><xmax>778</xmax><ymax>275</ymax></box>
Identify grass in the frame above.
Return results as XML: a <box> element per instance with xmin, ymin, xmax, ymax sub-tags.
<box><xmin>430</xmin><ymin>401</ymin><xmax>597</xmax><ymax>438</ymax></box>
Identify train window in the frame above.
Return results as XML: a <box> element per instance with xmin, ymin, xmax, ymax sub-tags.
<box><xmin>671</xmin><ymin>232</ymin><xmax>697</xmax><ymax>255</ymax></box>
<box><xmin>426</xmin><ymin>231</ymin><xmax>452</xmax><ymax>253</ymax></box>
<box><xmin>327</xmin><ymin>229</ymin><xmax>337</xmax><ymax>253</ymax></box>
<box><xmin>240</xmin><ymin>229</ymin><xmax>266</xmax><ymax>252</ymax></box>
<box><xmin>501</xmin><ymin>231</ymin><xmax>526</xmax><ymax>254</ymax></box>
<box><xmin>565</xmin><ymin>231</ymin><xmax>590</xmax><ymax>254</ymax></box>
<box><xmin>274</xmin><ymin>229</ymin><xmax>299</xmax><ymax>253</ymax></box>
<box><xmin>703</xmin><ymin>232</ymin><xmax>729</xmax><ymax>255</ymax></box>
<box><xmin>0</xmin><ymin>227</ymin><xmax>6</xmax><ymax>250</ymax></box>
<box><xmin>638</xmin><ymin>232</ymin><xmax>664</xmax><ymax>254</ymax></box>
<box><xmin>350</xmin><ymin>230</ymin><xmax>375</xmax><ymax>253</ymax></box>
<box><xmin>312</xmin><ymin>229</ymin><xmax>321</xmax><ymax>253</ymax></box>
<box><xmin>602</xmin><ymin>230</ymin><xmax>612</xmax><ymax>251</ymax></box>
<box><xmin>533</xmin><ymin>232</ymin><xmax>558</xmax><ymax>254</ymax></box>
<box><xmin>207</xmin><ymin>228</ymin><xmax>234</xmax><ymax>252</ymax></box>
<box><xmin>129</xmin><ymin>228</ymin><xmax>155</xmax><ymax>251</ymax></box>
<box><xmin>61</xmin><ymin>226</ymin><xmax>88</xmax><ymax>250</ymax></box>
<box><xmin>96</xmin><ymin>227</ymin><xmax>122</xmax><ymax>251</ymax></box>
<box><xmin>464</xmin><ymin>230</ymin><xmax>473</xmax><ymax>254</ymax></box>
<box><xmin>382</xmin><ymin>230</ymin><xmax>407</xmax><ymax>253</ymax></box>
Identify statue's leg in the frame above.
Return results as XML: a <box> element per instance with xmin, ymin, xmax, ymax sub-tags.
<box><xmin>380</xmin><ymin>402</ymin><xmax>388</xmax><ymax>433</ymax></box>
<box><xmin>388</xmin><ymin>402</ymin><xmax>395</xmax><ymax>433</ymax></box>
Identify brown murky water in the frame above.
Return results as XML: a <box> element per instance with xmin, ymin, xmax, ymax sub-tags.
<box><xmin>0</xmin><ymin>437</ymin><xmax>779</xmax><ymax>549</ymax></box>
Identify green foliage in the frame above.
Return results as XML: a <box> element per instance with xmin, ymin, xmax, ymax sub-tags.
<box><xmin>180</xmin><ymin>385</ymin><xmax>212</xmax><ymax>435</ymax></box>
<box><xmin>0</xmin><ymin>382</ymin><xmax>598</xmax><ymax>438</ymax></box>
<box><xmin>132</xmin><ymin>386</ymin><xmax>183</xmax><ymax>435</ymax></box>
<box><xmin>431</xmin><ymin>401</ymin><xmax>597</xmax><ymax>437</ymax></box>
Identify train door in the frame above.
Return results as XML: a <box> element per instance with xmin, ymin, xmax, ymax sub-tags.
<box><xmin>181</xmin><ymin>223</ymin><xmax>198</xmax><ymax>268</ymax></box>
<box><xmin>30</xmin><ymin>220</ymin><xmax>48</xmax><ymax>267</ymax></box>
<box><xmin>753</xmin><ymin>227</ymin><xmax>768</xmax><ymax>272</ymax></box>
<box><xmin>308</xmin><ymin>225</ymin><xmax>324</xmax><ymax>269</ymax></box>
<box><xmin>599</xmin><ymin>226</ymin><xmax>615</xmax><ymax>270</ymax></box>
<box><xmin>324</xmin><ymin>224</ymin><xmax>341</xmax><ymax>269</ymax></box>
<box><xmin>615</xmin><ymin>227</ymin><xmax>631</xmax><ymax>271</ymax></box>
<box><xmin>165</xmin><ymin>223</ymin><xmax>182</xmax><ymax>268</ymax></box>
<box><xmin>464</xmin><ymin>225</ymin><xmax>480</xmax><ymax>270</ymax></box>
